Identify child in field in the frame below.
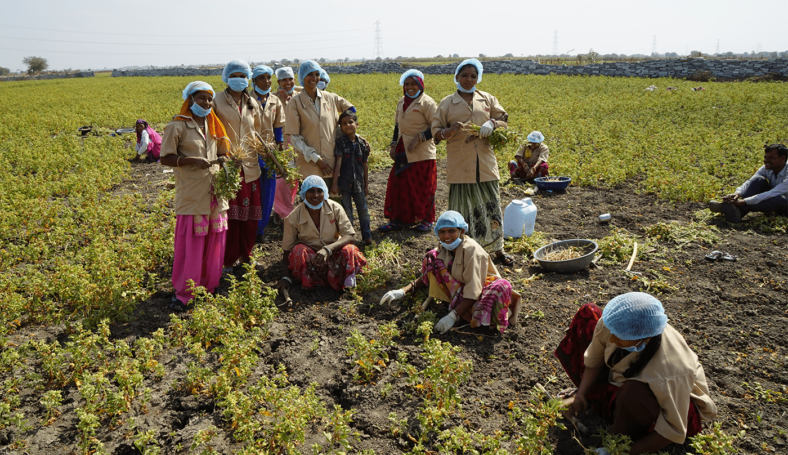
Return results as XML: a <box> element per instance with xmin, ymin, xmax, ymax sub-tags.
<box><xmin>509</xmin><ymin>131</ymin><xmax>549</xmax><ymax>182</ymax></box>
<box><xmin>331</xmin><ymin>110</ymin><xmax>373</xmax><ymax>246</ymax></box>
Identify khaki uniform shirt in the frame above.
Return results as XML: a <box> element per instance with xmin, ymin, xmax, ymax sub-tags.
<box><xmin>281</xmin><ymin>199</ymin><xmax>356</xmax><ymax>252</ymax></box>
<box><xmin>584</xmin><ymin>320</ymin><xmax>718</xmax><ymax>444</ymax></box>
<box><xmin>284</xmin><ymin>90</ymin><xmax>353</xmax><ymax>179</ymax></box>
<box><xmin>275</xmin><ymin>86</ymin><xmax>303</xmax><ymax>107</ymax></box>
<box><xmin>395</xmin><ymin>94</ymin><xmax>438</xmax><ymax>163</ymax></box>
<box><xmin>160</xmin><ymin>118</ymin><xmax>229</xmax><ymax>215</ymax></box>
<box><xmin>515</xmin><ymin>143</ymin><xmax>549</xmax><ymax>167</ymax></box>
<box><xmin>431</xmin><ymin>90</ymin><xmax>507</xmax><ymax>184</ymax></box>
<box><xmin>256</xmin><ymin>93</ymin><xmax>286</xmax><ymax>144</ymax></box>
<box><xmin>212</xmin><ymin>90</ymin><xmax>262</xmax><ymax>183</ymax></box>
<box><xmin>436</xmin><ymin>237</ymin><xmax>500</xmax><ymax>301</ymax></box>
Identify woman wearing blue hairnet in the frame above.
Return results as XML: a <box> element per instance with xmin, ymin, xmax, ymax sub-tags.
<box><xmin>380</xmin><ymin>69</ymin><xmax>439</xmax><ymax>233</ymax></box>
<box><xmin>284</xmin><ymin>60</ymin><xmax>355</xmax><ymax>188</ymax></box>
<box><xmin>379</xmin><ymin>211</ymin><xmax>520</xmax><ymax>334</ymax></box>
<box><xmin>212</xmin><ymin>60</ymin><xmax>264</xmax><ymax>271</ymax></box>
<box><xmin>276</xmin><ymin>175</ymin><xmax>367</xmax><ymax>293</ymax></box>
<box><xmin>431</xmin><ymin>59</ymin><xmax>513</xmax><ymax>265</ymax></box>
<box><xmin>251</xmin><ymin>65</ymin><xmax>286</xmax><ymax>241</ymax></box>
<box><xmin>554</xmin><ymin>293</ymin><xmax>717</xmax><ymax>454</ymax></box>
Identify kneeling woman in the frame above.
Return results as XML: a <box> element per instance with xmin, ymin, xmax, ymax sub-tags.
<box><xmin>555</xmin><ymin>293</ymin><xmax>717</xmax><ymax>454</ymax></box>
<box><xmin>277</xmin><ymin>175</ymin><xmax>367</xmax><ymax>293</ymax></box>
<box><xmin>380</xmin><ymin>211</ymin><xmax>519</xmax><ymax>334</ymax></box>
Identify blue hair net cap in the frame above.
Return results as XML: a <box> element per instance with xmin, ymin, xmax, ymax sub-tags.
<box><xmin>222</xmin><ymin>59</ymin><xmax>252</xmax><ymax>83</ymax></box>
<box><xmin>182</xmin><ymin>81</ymin><xmax>214</xmax><ymax>101</ymax></box>
<box><xmin>454</xmin><ymin>58</ymin><xmax>483</xmax><ymax>84</ymax></box>
<box><xmin>276</xmin><ymin>67</ymin><xmax>294</xmax><ymax>80</ymax></box>
<box><xmin>433</xmin><ymin>211</ymin><xmax>469</xmax><ymax>237</ymax></box>
<box><xmin>252</xmin><ymin>65</ymin><xmax>274</xmax><ymax>80</ymax></box>
<box><xmin>527</xmin><ymin>131</ymin><xmax>545</xmax><ymax>143</ymax></box>
<box><xmin>299</xmin><ymin>175</ymin><xmax>329</xmax><ymax>202</ymax></box>
<box><xmin>298</xmin><ymin>60</ymin><xmax>322</xmax><ymax>86</ymax></box>
<box><xmin>399</xmin><ymin>69</ymin><xmax>425</xmax><ymax>86</ymax></box>
<box><xmin>602</xmin><ymin>292</ymin><xmax>668</xmax><ymax>340</ymax></box>
<box><xmin>319</xmin><ymin>68</ymin><xmax>330</xmax><ymax>84</ymax></box>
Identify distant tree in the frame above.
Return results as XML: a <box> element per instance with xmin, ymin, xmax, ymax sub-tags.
<box><xmin>293</xmin><ymin>58</ymin><xmax>300</xmax><ymax>64</ymax></box>
<box><xmin>586</xmin><ymin>49</ymin><xmax>599</xmax><ymax>63</ymax></box>
<box><xmin>23</xmin><ymin>56</ymin><xmax>48</xmax><ymax>74</ymax></box>
<box><xmin>318</xmin><ymin>57</ymin><xmax>326</xmax><ymax>63</ymax></box>
<box><xmin>0</xmin><ymin>66</ymin><xmax>10</xmax><ymax>76</ymax></box>
<box><xmin>344</xmin><ymin>57</ymin><xmax>350</xmax><ymax>62</ymax></box>
<box><xmin>396</xmin><ymin>56</ymin><xmax>403</xmax><ymax>59</ymax></box>
<box><xmin>452</xmin><ymin>53</ymin><xmax>459</xmax><ymax>58</ymax></box>
<box><xmin>281</xmin><ymin>59</ymin><xmax>290</xmax><ymax>65</ymax></box>
<box><xmin>375</xmin><ymin>56</ymin><xmax>383</xmax><ymax>62</ymax></box>
<box><xmin>435</xmin><ymin>55</ymin><xmax>443</xmax><ymax>59</ymax></box>
<box><xmin>690</xmin><ymin>50</ymin><xmax>702</xmax><ymax>57</ymax></box>
<box><xmin>504</xmin><ymin>53</ymin><xmax>514</xmax><ymax>57</ymax></box>
<box><xmin>479</xmin><ymin>53</ymin><xmax>486</xmax><ymax>58</ymax></box>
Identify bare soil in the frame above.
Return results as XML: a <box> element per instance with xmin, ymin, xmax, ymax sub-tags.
<box><xmin>2</xmin><ymin>158</ymin><xmax>787</xmax><ymax>454</ymax></box>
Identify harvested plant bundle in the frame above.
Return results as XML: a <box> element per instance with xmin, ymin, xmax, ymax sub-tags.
<box><xmin>212</xmin><ymin>158</ymin><xmax>242</xmax><ymax>201</ymax></box>
<box><xmin>243</xmin><ymin>133</ymin><xmax>301</xmax><ymax>185</ymax></box>
<box><xmin>542</xmin><ymin>246</ymin><xmax>583</xmax><ymax>261</ymax></box>
<box><xmin>459</xmin><ymin>122</ymin><xmax>519</xmax><ymax>150</ymax></box>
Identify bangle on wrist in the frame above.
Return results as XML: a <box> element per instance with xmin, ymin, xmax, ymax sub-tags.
<box><xmin>322</xmin><ymin>246</ymin><xmax>333</xmax><ymax>255</ymax></box>
<box><xmin>281</xmin><ymin>276</ymin><xmax>292</xmax><ymax>284</ymax></box>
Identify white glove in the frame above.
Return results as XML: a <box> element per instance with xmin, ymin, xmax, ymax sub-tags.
<box><xmin>434</xmin><ymin>310</ymin><xmax>458</xmax><ymax>334</ymax></box>
<box><xmin>595</xmin><ymin>448</ymin><xmax>610</xmax><ymax>455</ymax></box>
<box><xmin>478</xmin><ymin>120</ymin><xmax>495</xmax><ymax>138</ymax></box>
<box><xmin>379</xmin><ymin>289</ymin><xmax>406</xmax><ymax>305</ymax></box>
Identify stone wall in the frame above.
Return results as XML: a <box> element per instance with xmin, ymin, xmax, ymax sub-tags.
<box><xmin>0</xmin><ymin>71</ymin><xmax>95</xmax><ymax>82</ymax></box>
<box><xmin>109</xmin><ymin>59</ymin><xmax>788</xmax><ymax>79</ymax></box>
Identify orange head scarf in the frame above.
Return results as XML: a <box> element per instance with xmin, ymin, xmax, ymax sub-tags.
<box><xmin>176</xmin><ymin>81</ymin><xmax>229</xmax><ymax>149</ymax></box>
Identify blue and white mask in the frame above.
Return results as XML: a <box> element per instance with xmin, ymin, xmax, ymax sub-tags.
<box><xmin>440</xmin><ymin>237</ymin><xmax>463</xmax><ymax>251</ymax></box>
<box><xmin>228</xmin><ymin>77</ymin><xmax>248</xmax><ymax>92</ymax></box>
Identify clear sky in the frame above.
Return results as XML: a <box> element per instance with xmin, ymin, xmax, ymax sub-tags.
<box><xmin>1</xmin><ymin>0</ymin><xmax>786</xmax><ymax>71</ymax></box>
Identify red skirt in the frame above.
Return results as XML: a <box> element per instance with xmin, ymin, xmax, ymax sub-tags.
<box><xmin>383</xmin><ymin>158</ymin><xmax>437</xmax><ymax>225</ymax></box>
<box><xmin>288</xmin><ymin>244</ymin><xmax>367</xmax><ymax>292</ymax></box>
<box><xmin>224</xmin><ymin>171</ymin><xmax>263</xmax><ymax>267</ymax></box>
<box><xmin>554</xmin><ymin>303</ymin><xmax>703</xmax><ymax>437</ymax></box>
<box><xmin>227</xmin><ymin>171</ymin><xmax>263</xmax><ymax>222</ymax></box>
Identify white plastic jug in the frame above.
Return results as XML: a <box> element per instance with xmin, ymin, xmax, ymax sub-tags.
<box><xmin>504</xmin><ymin>198</ymin><xmax>537</xmax><ymax>238</ymax></box>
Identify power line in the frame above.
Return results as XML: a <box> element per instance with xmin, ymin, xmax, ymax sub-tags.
<box><xmin>552</xmin><ymin>31</ymin><xmax>559</xmax><ymax>56</ymax></box>
<box><xmin>0</xmin><ymin>23</ymin><xmax>372</xmax><ymax>38</ymax></box>
<box><xmin>374</xmin><ymin>20</ymin><xmax>383</xmax><ymax>59</ymax></box>
<box><xmin>0</xmin><ymin>35</ymin><xmax>350</xmax><ymax>47</ymax></box>
<box><xmin>0</xmin><ymin>44</ymin><xmax>361</xmax><ymax>57</ymax></box>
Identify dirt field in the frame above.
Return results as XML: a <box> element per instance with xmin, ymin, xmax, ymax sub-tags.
<box><xmin>2</xmin><ymin>158</ymin><xmax>787</xmax><ymax>454</ymax></box>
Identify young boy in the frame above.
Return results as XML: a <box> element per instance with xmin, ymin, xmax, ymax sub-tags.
<box><xmin>331</xmin><ymin>110</ymin><xmax>373</xmax><ymax>246</ymax></box>
<box><xmin>509</xmin><ymin>131</ymin><xmax>550</xmax><ymax>182</ymax></box>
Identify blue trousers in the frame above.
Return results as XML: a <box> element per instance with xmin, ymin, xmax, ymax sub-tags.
<box><xmin>739</xmin><ymin>176</ymin><xmax>788</xmax><ymax>216</ymax></box>
<box><xmin>257</xmin><ymin>159</ymin><xmax>277</xmax><ymax>235</ymax></box>
<box><xmin>341</xmin><ymin>185</ymin><xmax>372</xmax><ymax>241</ymax></box>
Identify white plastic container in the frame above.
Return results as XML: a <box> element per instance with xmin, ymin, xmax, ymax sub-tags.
<box><xmin>504</xmin><ymin>198</ymin><xmax>537</xmax><ymax>239</ymax></box>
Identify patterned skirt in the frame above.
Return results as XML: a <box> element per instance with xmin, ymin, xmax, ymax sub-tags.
<box><xmin>383</xmin><ymin>152</ymin><xmax>437</xmax><ymax>225</ymax></box>
<box><xmin>228</xmin><ymin>169</ymin><xmax>263</xmax><ymax>222</ymax></box>
<box><xmin>448</xmin><ymin>180</ymin><xmax>504</xmax><ymax>253</ymax></box>
<box><xmin>420</xmin><ymin>249</ymin><xmax>512</xmax><ymax>333</ymax></box>
<box><xmin>554</xmin><ymin>303</ymin><xmax>703</xmax><ymax>436</ymax></box>
<box><xmin>288</xmin><ymin>244</ymin><xmax>367</xmax><ymax>292</ymax></box>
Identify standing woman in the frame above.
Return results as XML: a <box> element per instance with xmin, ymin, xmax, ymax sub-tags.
<box><xmin>251</xmin><ymin>64</ymin><xmax>286</xmax><ymax>240</ymax></box>
<box><xmin>212</xmin><ymin>60</ymin><xmax>263</xmax><ymax>270</ymax></box>
<box><xmin>272</xmin><ymin>66</ymin><xmax>302</xmax><ymax>221</ymax></box>
<box><xmin>159</xmin><ymin>81</ymin><xmax>229</xmax><ymax>309</ymax></box>
<box><xmin>380</xmin><ymin>69</ymin><xmax>438</xmax><ymax>232</ymax></box>
<box><xmin>285</xmin><ymin>60</ymin><xmax>354</xmax><ymax>187</ymax></box>
<box><xmin>431</xmin><ymin>59</ymin><xmax>513</xmax><ymax>265</ymax></box>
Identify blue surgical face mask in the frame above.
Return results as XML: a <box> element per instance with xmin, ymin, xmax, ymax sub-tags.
<box><xmin>317</xmin><ymin>81</ymin><xmax>327</xmax><ymax>90</ymax></box>
<box><xmin>440</xmin><ymin>237</ymin><xmax>462</xmax><ymax>251</ymax></box>
<box><xmin>622</xmin><ymin>342</ymin><xmax>646</xmax><ymax>353</ymax></box>
<box><xmin>190</xmin><ymin>101</ymin><xmax>211</xmax><ymax>118</ymax></box>
<box><xmin>254</xmin><ymin>86</ymin><xmax>271</xmax><ymax>96</ymax></box>
<box><xmin>406</xmin><ymin>90</ymin><xmax>422</xmax><ymax>99</ymax></box>
<box><xmin>228</xmin><ymin>77</ymin><xmax>248</xmax><ymax>92</ymax></box>
<box><xmin>456</xmin><ymin>82</ymin><xmax>476</xmax><ymax>93</ymax></box>
<box><xmin>304</xmin><ymin>200</ymin><xmax>324</xmax><ymax>210</ymax></box>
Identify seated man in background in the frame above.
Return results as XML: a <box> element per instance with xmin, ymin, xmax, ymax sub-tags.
<box><xmin>709</xmin><ymin>143</ymin><xmax>787</xmax><ymax>222</ymax></box>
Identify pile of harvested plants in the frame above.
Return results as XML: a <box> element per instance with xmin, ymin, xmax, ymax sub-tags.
<box><xmin>244</xmin><ymin>133</ymin><xmax>301</xmax><ymax>186</ymax></box>
<box><xmin>542</xmin><ymin>245</ymin><xmax>584</xmax><ymax>261</ymax></box>
<box><xmin>212</xmin><ymin>140</ymin><xmax>253</xmax><ymax>201</ymax></box>
<box><xmin>459</xmin><ymin>122</ymin><xmax>520</xmax><ymax>150</ymax></box>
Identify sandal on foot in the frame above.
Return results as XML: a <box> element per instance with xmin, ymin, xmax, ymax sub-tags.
<box><xmin>378</xmin><ymin>222</ymin><xmax>403</xmax><ymax>233</ymax></box>
<box><xmin>168</xmin><ymin>297</ymin><xmax>187</xmax><ymax>313</ymax></box>
<box><xmin>413</xmin><ymin>221</ymin><xmax>433</xmax><ymax>232</ymax></box>
<box><xmin>705</xmin><ymin>251</ymin><xmax>723</xmax><ymax>261</ymax></box>
<box><xmin>495</xmin><ymin>252</ymin><xmax>515</xmax><ymax>266</ymax></box>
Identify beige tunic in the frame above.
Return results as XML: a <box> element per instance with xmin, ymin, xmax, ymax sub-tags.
<box><xmin>394</xmin><ymin>94</ymin><xmax>438</xmax><ymax>163</ymax></box>
<box><xmin>284</xmin><ymin>90</ymin><xmax>354</xmax><ymax>179</ymax></box>
<box><xmin>584</xmin><ymin>320</ymin><xmax>718</xmax><ymax>444</ymax></box>
<box><xmin>515</xmin><ymin>143</ymin><xmax>549</xmax><ymax>167</ymax></box>
<box><xmin>160</xmin><ymin>118</ymin><xmax>229</xmax><ymax>215</ymax></box>
<box><xmin>435</xmin><ymin>237</ymin><xmax>500</xmax><ymax>301</ymax></box>
<box><xmin>256</xmin><ymin>93</ymin><xmax>286</xmax><ymax>144</ymax></box>
<box><xmin>212</xmin><ymin>89</ymin><xmax>262</xmax><ymax>183</ymax></box>
<box><xmin>281</xmin><ymin>199</ymin><xmax>356</xmax><ymax>252</ymax></box>
<box><xmin>431</xmin><ymin>90</ymin><xmax>507</xmax><ymax>184</ymax></box>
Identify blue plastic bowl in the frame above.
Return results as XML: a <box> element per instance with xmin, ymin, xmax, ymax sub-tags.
<box><xmin>534</xmin><ymin>177</ymin><xmax>572</xmax><ymax>190</ymax></box>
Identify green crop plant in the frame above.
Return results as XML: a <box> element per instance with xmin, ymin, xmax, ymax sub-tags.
<box><xmin>40</xmin><ymin>389</ymin><xmax>63</xmax><ymax>424</ymax></box>
<box><xmin>509</xmin><ymin>388</ymin><xmax>567</xmax><ymax>455</ymax></box>
<box><xmin>505</xmin><ymin>231</ymin><xmax>549</xmax><ymax>258</ymax></box>
<box><xmin>689</xmin><ymin>422</ymin><xmax>741</xmax><ymax>455</ymax></box>
<box><xmin>345</xmin><ymin>323</ymin><xmax>398</xmax><ymax>383</ymax></box>
<box><xmin>134</xmin><ymin>429</ymin><xmax>161</xmax><ymax>455</ymax></box>
<box><xmin>583</xmin><ymin>430</ymin><xmax>632</xmax><ymax>455</ymax></box>
<box><xmin>596</xmin><ymin>227</ymin><xmax>646</xmax><ymax>264</ymax></box>
<box><xmin>357</xmin><ymin>239</ymin><xmax>402</xmax><ymax>294</ymax></box>
<box><xmin>643</xmin><ymin>220</ymin><xmax>720</xmax><ymax>246</ymax></box>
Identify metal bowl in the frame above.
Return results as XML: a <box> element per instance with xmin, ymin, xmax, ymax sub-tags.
<box><xmin>115</xmin><ymin>127</ymin><xmax>136</xmax><ymax>135</ymax></box>
<box><xmin>534</xmin><ymin>176</ymin><xmax>572</xmax><ymax>190</ymax></box>
<box><xmin>534</xmin><ymin>239</ymin><xmax>598</xmax><ymax>273</ymax></box>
